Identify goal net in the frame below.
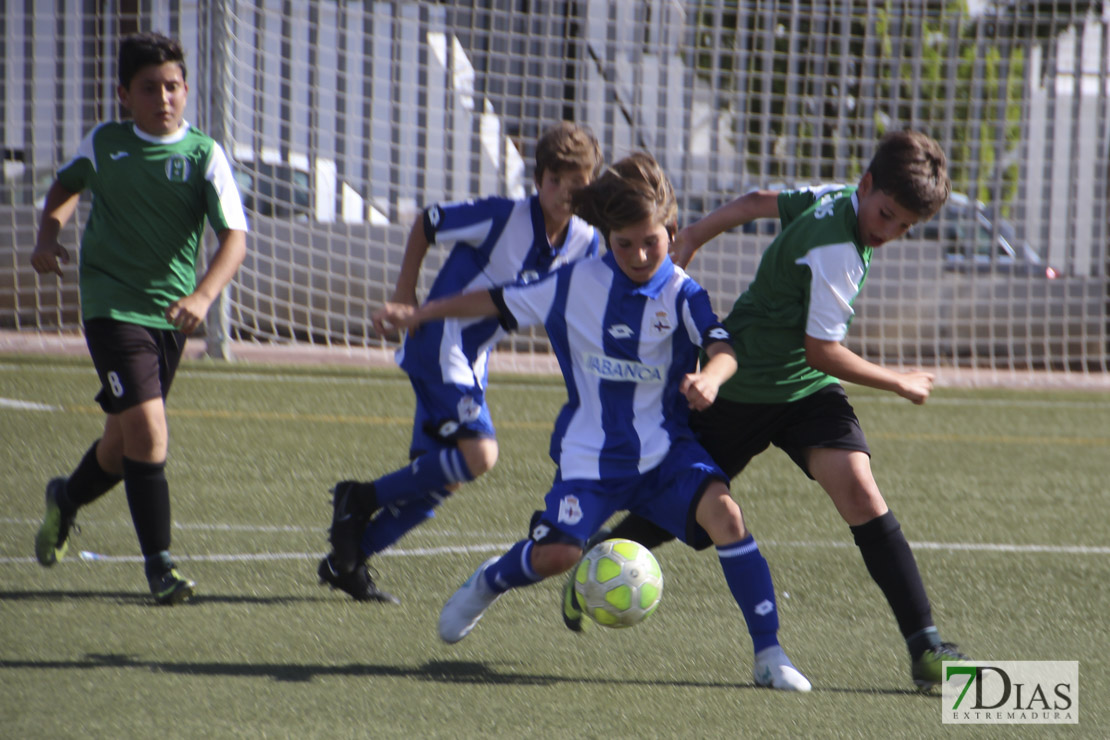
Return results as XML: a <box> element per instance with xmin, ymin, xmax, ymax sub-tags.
<box><xmin>3</xmin><ymin>0</ymin><xmax>1108</xmax><ymax>376</ymax></box>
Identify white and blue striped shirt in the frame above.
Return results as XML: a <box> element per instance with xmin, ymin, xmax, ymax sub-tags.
<box><xmin>492</xmin><ymin>251</ymin><xmax>729</xmax><ymax>481</ymax></box>
<box><xmin>397</xmin><ymin>195</ymin><xmax>599</xmax><ymax>388</ymax></box>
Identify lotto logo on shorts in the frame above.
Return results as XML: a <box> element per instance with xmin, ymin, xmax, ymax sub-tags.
<box><xmin>942</xmin><ymin>661</ymin><xmax>1078</xmax><ymax>724</ymax></box>
<box><xmin>557</xmin><ymin>495</ymin><xmax>583</xmax><ymax>525</ymax></box>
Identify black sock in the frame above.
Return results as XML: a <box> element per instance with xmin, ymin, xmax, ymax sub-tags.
<box><xmin>122</xmin><ymin>457</ymin><xmax>172</xmax><ymax>560</ymax></box>
<box><xmin>608</xmin><ymin>513</ymin><xmax>676</xmax><ymax>550</ymax></box>
<box><xmin>350</xmin><ymin>481</ymin><xmax>379</xmax><ymax>516</ymax></box>
<box><xmin>63</xmin><ymin>440</ymin><xmax>122</xmax><ymax>514</ymax></box>
<box><xmin>850</xmin><ymin>511</ymin><xmax>936</xmax><ymax>657</ymax></box>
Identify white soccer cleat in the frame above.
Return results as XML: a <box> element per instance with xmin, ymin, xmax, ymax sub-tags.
<box><xmin>438</xmin><ymin>557</ymin><xmax>503</xmax><ymax>644</ymax></box>
<box><xmin>753</xmin><ymin>645</ymin><xmax>813</xmax><ymax>692</ymax></box>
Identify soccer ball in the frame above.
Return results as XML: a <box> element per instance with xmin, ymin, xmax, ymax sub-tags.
<box><xmin>574</xmin><ymin>538</ymin><xmax>663</xmax><ymax>628</ymax></box>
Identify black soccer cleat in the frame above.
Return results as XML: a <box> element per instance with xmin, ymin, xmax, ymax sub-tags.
<box><xmin>318</xmin><ymin>554</ymin><xmax>399</xmax><ymax>604</ymax></box>
<box><xmin>328</xmin><ymin>480</ymin><xmax>374</xmax><ymax>573</ymax></box>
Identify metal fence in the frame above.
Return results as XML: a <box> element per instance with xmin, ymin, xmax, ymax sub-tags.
<box><xmin>3</xmin><ymin>0</ymin><xmax>1108</xmax><ymax>373</ymax></box>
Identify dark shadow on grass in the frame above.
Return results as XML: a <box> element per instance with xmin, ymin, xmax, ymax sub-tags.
<box><xmin>0</xmin><ymin>653</ymin><xmax>925</xmax><ymax>695</ymax></box>
<box><xmin>0</xmin><ymin>589</ymin><xmax>336</xmax><ymax>606</ymax></box>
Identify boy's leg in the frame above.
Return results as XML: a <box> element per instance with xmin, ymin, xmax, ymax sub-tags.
<box><xmin>605</xmin><ymin>513</ymin><xmax>675</xmax><ymax>549</ymax></box>
<box><xmin>808</xmin><ymin>447</ymin><xmax>966</xmax><ymax>686</ymax></box>
<box><xmin>35</xmin><ymin>439</ymin><xmax>123</xmax><ymax>566</ymax></box>
<box><xmin>115</xmin><ymin>398</ymin><xmax>193</xmax><ymax>604</ymax></box>
<box><xmin>693</xmin><ymin>480</ymin><xmax>811</xmax><ymax>692</ymax></box>
<box><xmin>327</xmin><ymin>380</ymin><xmax>496</xmax><ymax>573</ymax></box>
<box><xmin>441</xmin><ymin>484</ymin><xmax>609</xmax><ymax>643</ymax></box>
<box><xmin>87</xmin><ymin>321</ymin><xmax>192</xmax><ymax>604</ymax></box>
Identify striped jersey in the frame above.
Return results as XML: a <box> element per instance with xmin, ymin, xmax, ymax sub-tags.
<box><xmin>492</xmin><ymin>251</ymin><xmax>730</xmax><ymax>481</ymax></box>
<box><xmin>719</xmin><ymin>184</ymin><xmax>872</xmax><ymax>404</ymax></box>
<box><xmin>57</xmin><ymin>121</ymin><xmax>247</xmax><ymax>330</ymax></box>
<box><xmin>397</xmin><ymin>194</ymin><xmax>599</xmax><ymax>388</ymax></box>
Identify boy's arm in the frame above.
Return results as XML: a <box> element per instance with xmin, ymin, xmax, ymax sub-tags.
<box><xmin>390</xmin><ymin>215</ymin><xmax>433</xmax><ymax>307</ymax></box>
<box><xmin>30</xmin><ymin>181</ymin><xmax>82</xmax><ymax>277</ymax></box>
<box><xmin>673</xmin><ymin>190</ymin><xmax>780</xmax><ymax>268</ymax></box>
<box><xmin>165</xmin><ymin>228</ymin><xmax>247</xmax><ymax>334</ymax></box>
<box><xmin>679</xmin><ymin>340</ymin><xmax>738</xmax><ymax>411</ymax></box>
<box><xmin>374</xmin><ymin>289</ymin><xmax>499</xmax><ymax>334</ymax></box>
<box><xmin>804</xmin><ymin>335</ymin><xmax>934</xmax><ymax>404</ymax></box>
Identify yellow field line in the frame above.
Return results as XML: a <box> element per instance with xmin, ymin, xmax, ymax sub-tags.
<box><xmin>47</xmin><ymin>403</ymin><xmax>1106</xmax><ymax>445</ymax></box>
<box><xmin>64</xmin><ymin>404</ymin><xmax>555</xmax><ymax>431</ymax></box>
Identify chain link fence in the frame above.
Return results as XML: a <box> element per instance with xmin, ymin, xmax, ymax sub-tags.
<box><xmin>3</xmin><ymin>0</ymin><xmax>1107</xmax><ymax>374</ymax></box>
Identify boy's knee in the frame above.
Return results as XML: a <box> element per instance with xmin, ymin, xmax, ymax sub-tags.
<box><xmin>459</xmin><ymin>438</ymin><xmax>499</xmax><ymax>478</ymax></box>
<box><xmin>696</xmin><ymin>484</ymin><xmax>749</xmax><ymax>544</ymax></box>
<box><xmin>529</xmin><ymin>543</ymin><xmax>582</xmax><ymax>578</ymax></box>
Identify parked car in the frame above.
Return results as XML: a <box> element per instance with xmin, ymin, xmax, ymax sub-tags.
<box><xmin>921</xmin><ymin>192</ymin><xmax>1059</xmax><ymax>280</ymax></box>
<box><xmin>853</xmin><ymin>193</ymin><xmax>1099</xmax><ymax>368</ymax></box>
<box><xmin>233</xmin><ymin>163</ymin><xmax>312</xmax><ymax>220</ymax></box>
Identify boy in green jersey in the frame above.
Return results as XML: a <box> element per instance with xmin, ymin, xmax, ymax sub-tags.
<box><xmin>578</xmin><ymin>130</ymin><xmax>968</xmax><ymax>690</ymax></box>
<box><xmin>30</xmin><ymin>32</ymin><xmax>247</xmax><ymax>604</ymax></box>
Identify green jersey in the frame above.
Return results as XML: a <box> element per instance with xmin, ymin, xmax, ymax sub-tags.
<box><xmin>57</xmin><ymin>121</ymin><xmax>247</xmax><ymax>329</ymax></box>
<box><xmin>718</xmin><ymin>184</ymin><xmax>872</xmax><ymax>404</ymax></box>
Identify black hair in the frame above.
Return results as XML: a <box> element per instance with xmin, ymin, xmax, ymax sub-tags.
<box><xmin>118</xmin><ymin>32</ymin><xmax>186</xmax><ymax>89</ymax></box>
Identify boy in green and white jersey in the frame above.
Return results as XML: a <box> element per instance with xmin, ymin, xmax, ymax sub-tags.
<box><xmin>30</xmin><ymin>32</ymin><xmax>247</xmax><ymax>604</ymax></box>
<box><xmin>585</xmin><ymin>130</ymin><xmax>969</xmax><ymax>690</ymax></box>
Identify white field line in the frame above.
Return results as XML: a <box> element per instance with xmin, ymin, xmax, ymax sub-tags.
<box><xmin>0</xmin><ymin>520</ymin><xmax>1106</xmax><ymax>565</ymax></box>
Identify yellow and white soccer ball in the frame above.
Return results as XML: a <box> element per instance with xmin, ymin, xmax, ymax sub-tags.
<box><xmin>574</xmin><ymin>538</ymin><xmax>663</xmax><ymax>628</ymax></box>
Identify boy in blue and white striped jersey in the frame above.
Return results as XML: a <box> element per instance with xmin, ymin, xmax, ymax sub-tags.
<box><xmin>319</xmin><ymin>123</ymin><xmax>603</xmax><ymax>603</ymax></box>
<box><xmin>376</xmin><ymin>152</ymin><xmax>811</xmax><ymax>692</ymax></box>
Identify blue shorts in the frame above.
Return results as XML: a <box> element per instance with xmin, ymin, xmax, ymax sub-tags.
<box><xmin>534</xmin><ymin>437</ymin><xmax>727</xmax><ymax>551</ymax></box>
<box><xmin>408</xmin><ymin>375</ymin><xmax>496</xmax><ymax>458</ymax></box>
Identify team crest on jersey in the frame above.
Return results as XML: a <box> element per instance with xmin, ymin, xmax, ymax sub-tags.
<box><xmin>558</xmin><ymin>495</ymin><xmax>584</xmax><ymax>525</ymax></box>
<box><xmin>457</xmin><ymin>395</ymin><xmax>481</xmax><ymax>423</ymax></box>
<box><xmin>650</xmin><ymin>310</ymin><xmax>672</xmax><ymax>336</ymax></box>
<box><xmin>165</xmin><ymin>155</ymin><xmax>190</xmax><ymax>182</ymax></box>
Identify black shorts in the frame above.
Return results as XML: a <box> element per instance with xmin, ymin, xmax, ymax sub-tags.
<box><xmin>691</xmin><ymin>383</ymin><xmax>870</xmax><ymax>481</ymax></box>
<box><xmin>83</xmin><ymin>318</ymin><xmax>186</xmax><ymax>414</ymax></box>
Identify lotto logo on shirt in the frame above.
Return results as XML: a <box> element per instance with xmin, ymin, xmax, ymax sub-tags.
<box><xmin>582</xmin><ymin>353</ymin><xmax>663</xmax><ymax>383</ymax></box>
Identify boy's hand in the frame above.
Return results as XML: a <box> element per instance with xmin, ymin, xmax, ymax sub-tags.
<box><xmin>372</xmin><ymin>302</ymin><xmax>420</xmax><ymax>334</ymax></box>
<box><xmin>165</xmin><ymin>293</ymin><xmax>212</xmax><ymax>334</ymax></box>
<box><xmin>670</xmin><ymin>231</ymin><xmax>695</xmax><ymax>269</ymax></box>
<box><xmin>30</xmin><ymin>242</ymin><xmax>70</xmax><ymax>277</ymax></box>
<box><xmin>896</xmin><ymin>370</ymin><xmax>935</xmax><ymax>405</ymax></box>
<box><xmin>679</xmin><ymin>372</ymin><xmax>721</xmax><ymax>411</ymax></box>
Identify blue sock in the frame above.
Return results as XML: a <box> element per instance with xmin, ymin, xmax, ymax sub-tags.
<box><xmin>360</xmin><ymin>491</ymin><xmax>451</xmax><ymax>557</ymax></box>
<box><xmin>374</xmin><ymin>448</ymin><xmax>474</xmax><ymax>508</ymax></box>
<box><xmin>718</xmin><ymin>536</ymin><xmax>780</xmax><ymax>654</ymax></box>
<box><xmin>482</xmin><ymin>540</ymin><xmax>542</xmax><ymax>593</ymax></box>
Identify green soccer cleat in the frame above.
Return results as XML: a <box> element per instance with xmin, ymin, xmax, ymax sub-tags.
<box><xmin>149</xmin><ymin>568</ymin><xmax>196</xmax><ymax>605</ymax></box>
<box><xmin>561</xmin><ymin>566</ymin><xmax>587</xmax><ymax>632</ymax></box>
<box><xmin>35</xmin><ymin>477</ymin><xmax>75</xmax><ymax>566</ymax></box>
<box><xmin>560</xmin><ymin>527</ymin><xmax>612</xmax><ymax>633</ymax></box>
<box><xmin>912</xmin><ymin>642</ymin><xmax>969</xmax><ymax>691</ymax></box>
